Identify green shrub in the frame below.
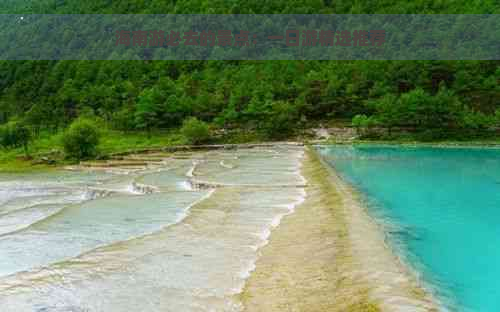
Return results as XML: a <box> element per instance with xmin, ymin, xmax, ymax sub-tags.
<box><xmin>180</xmin><ymin>117</ymin><xmax>210</xmax><ymax>145</ymax></box>
<box><xmin>351</xmin><ymin>114</ymin><xmax>380</xmax><ymax>139</ymax></box>
<box><xmin>261</xmin><ymin>101</ymin><xmax>299</xmax><ymax>140</ymax></box>
<box><xmin>0</xmin><ymin>121</ymin><xmax>32</xmax><ymax>155</ymax></box>
<box><xmin>62</xmin><ymin>118</ymin><xmax>101</xmax><ymax>160</ymax></box>
<box><xmin>352</xmin><ymin>114</ymin><xmax>369</xmax><ymax>128</ymax></box>
<box><xmin>493</xmin><ymin>109</ymin><xmax>500</xmax><ymax>127</ymax></box>
<box><xmin>111</xmin><ymin>107</ymin><xmax>136</xmax><ymax>131</ymax></box>
<box><xmin>460</xmin><ymin>109</ymin><xmax>493</xmax><ymax>130</ymax></box>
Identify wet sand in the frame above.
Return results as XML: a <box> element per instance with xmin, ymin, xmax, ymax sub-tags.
<box><xmin>241</xmin><ymin>147</ymin><xmax>438</xmax><ymax>312</ymax></box>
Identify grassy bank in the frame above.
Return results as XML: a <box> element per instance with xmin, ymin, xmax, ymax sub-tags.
<box><xmin>0</xmin><ymin>127</ymin><xmax>272</xmax><ymax>173</ymax></box>
<box><xmin>0</xmin><ymin>130</ymin><xmax>188</xmax><ymax>173</ymax></box>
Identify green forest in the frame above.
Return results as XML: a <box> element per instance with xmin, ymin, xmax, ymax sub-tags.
<box><xmin>0</xmin><ymin>0</ymin><xmax>499</xmax><ymax>166</ymax></box>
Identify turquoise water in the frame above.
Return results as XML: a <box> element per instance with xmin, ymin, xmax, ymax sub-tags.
<box><xmin>317</xmin><ymin>145</ymin><xmax>500</xmax><ymax>312</ymax></box>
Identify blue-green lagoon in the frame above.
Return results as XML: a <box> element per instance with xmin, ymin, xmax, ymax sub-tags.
<box><xmin>317</xmin><ymin>145</ymin><xmax>500</xmax><ymax>312</ymax></box>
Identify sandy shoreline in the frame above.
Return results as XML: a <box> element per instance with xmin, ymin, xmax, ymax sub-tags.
<box><xmin>240</xmin><ymin>147</ymin><xmax>439</xmax><ymax>312</ymax></box>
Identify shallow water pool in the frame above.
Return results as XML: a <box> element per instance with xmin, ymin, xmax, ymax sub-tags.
<box><xmin>0</xmin><ymin>147</ymin><xmax>305</xmax><ymax>312</ymax></box>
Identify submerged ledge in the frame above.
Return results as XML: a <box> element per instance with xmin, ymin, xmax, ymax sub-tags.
<box><xmin>241</xmin><ymin>146</ymin><xmax>439</xmax><ymax>312</ymax></box>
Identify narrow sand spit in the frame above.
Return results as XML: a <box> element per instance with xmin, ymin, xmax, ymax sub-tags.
<box><xmin>241</xmin><ymin>147</ymin><xmax>439</xmax><ymax>312</ymax></box>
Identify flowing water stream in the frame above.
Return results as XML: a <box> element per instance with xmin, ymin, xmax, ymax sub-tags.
<box><xmin>0</xmin><ymin>146</ymin><xmax>305</xmax><ymax>312</ymax></box>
